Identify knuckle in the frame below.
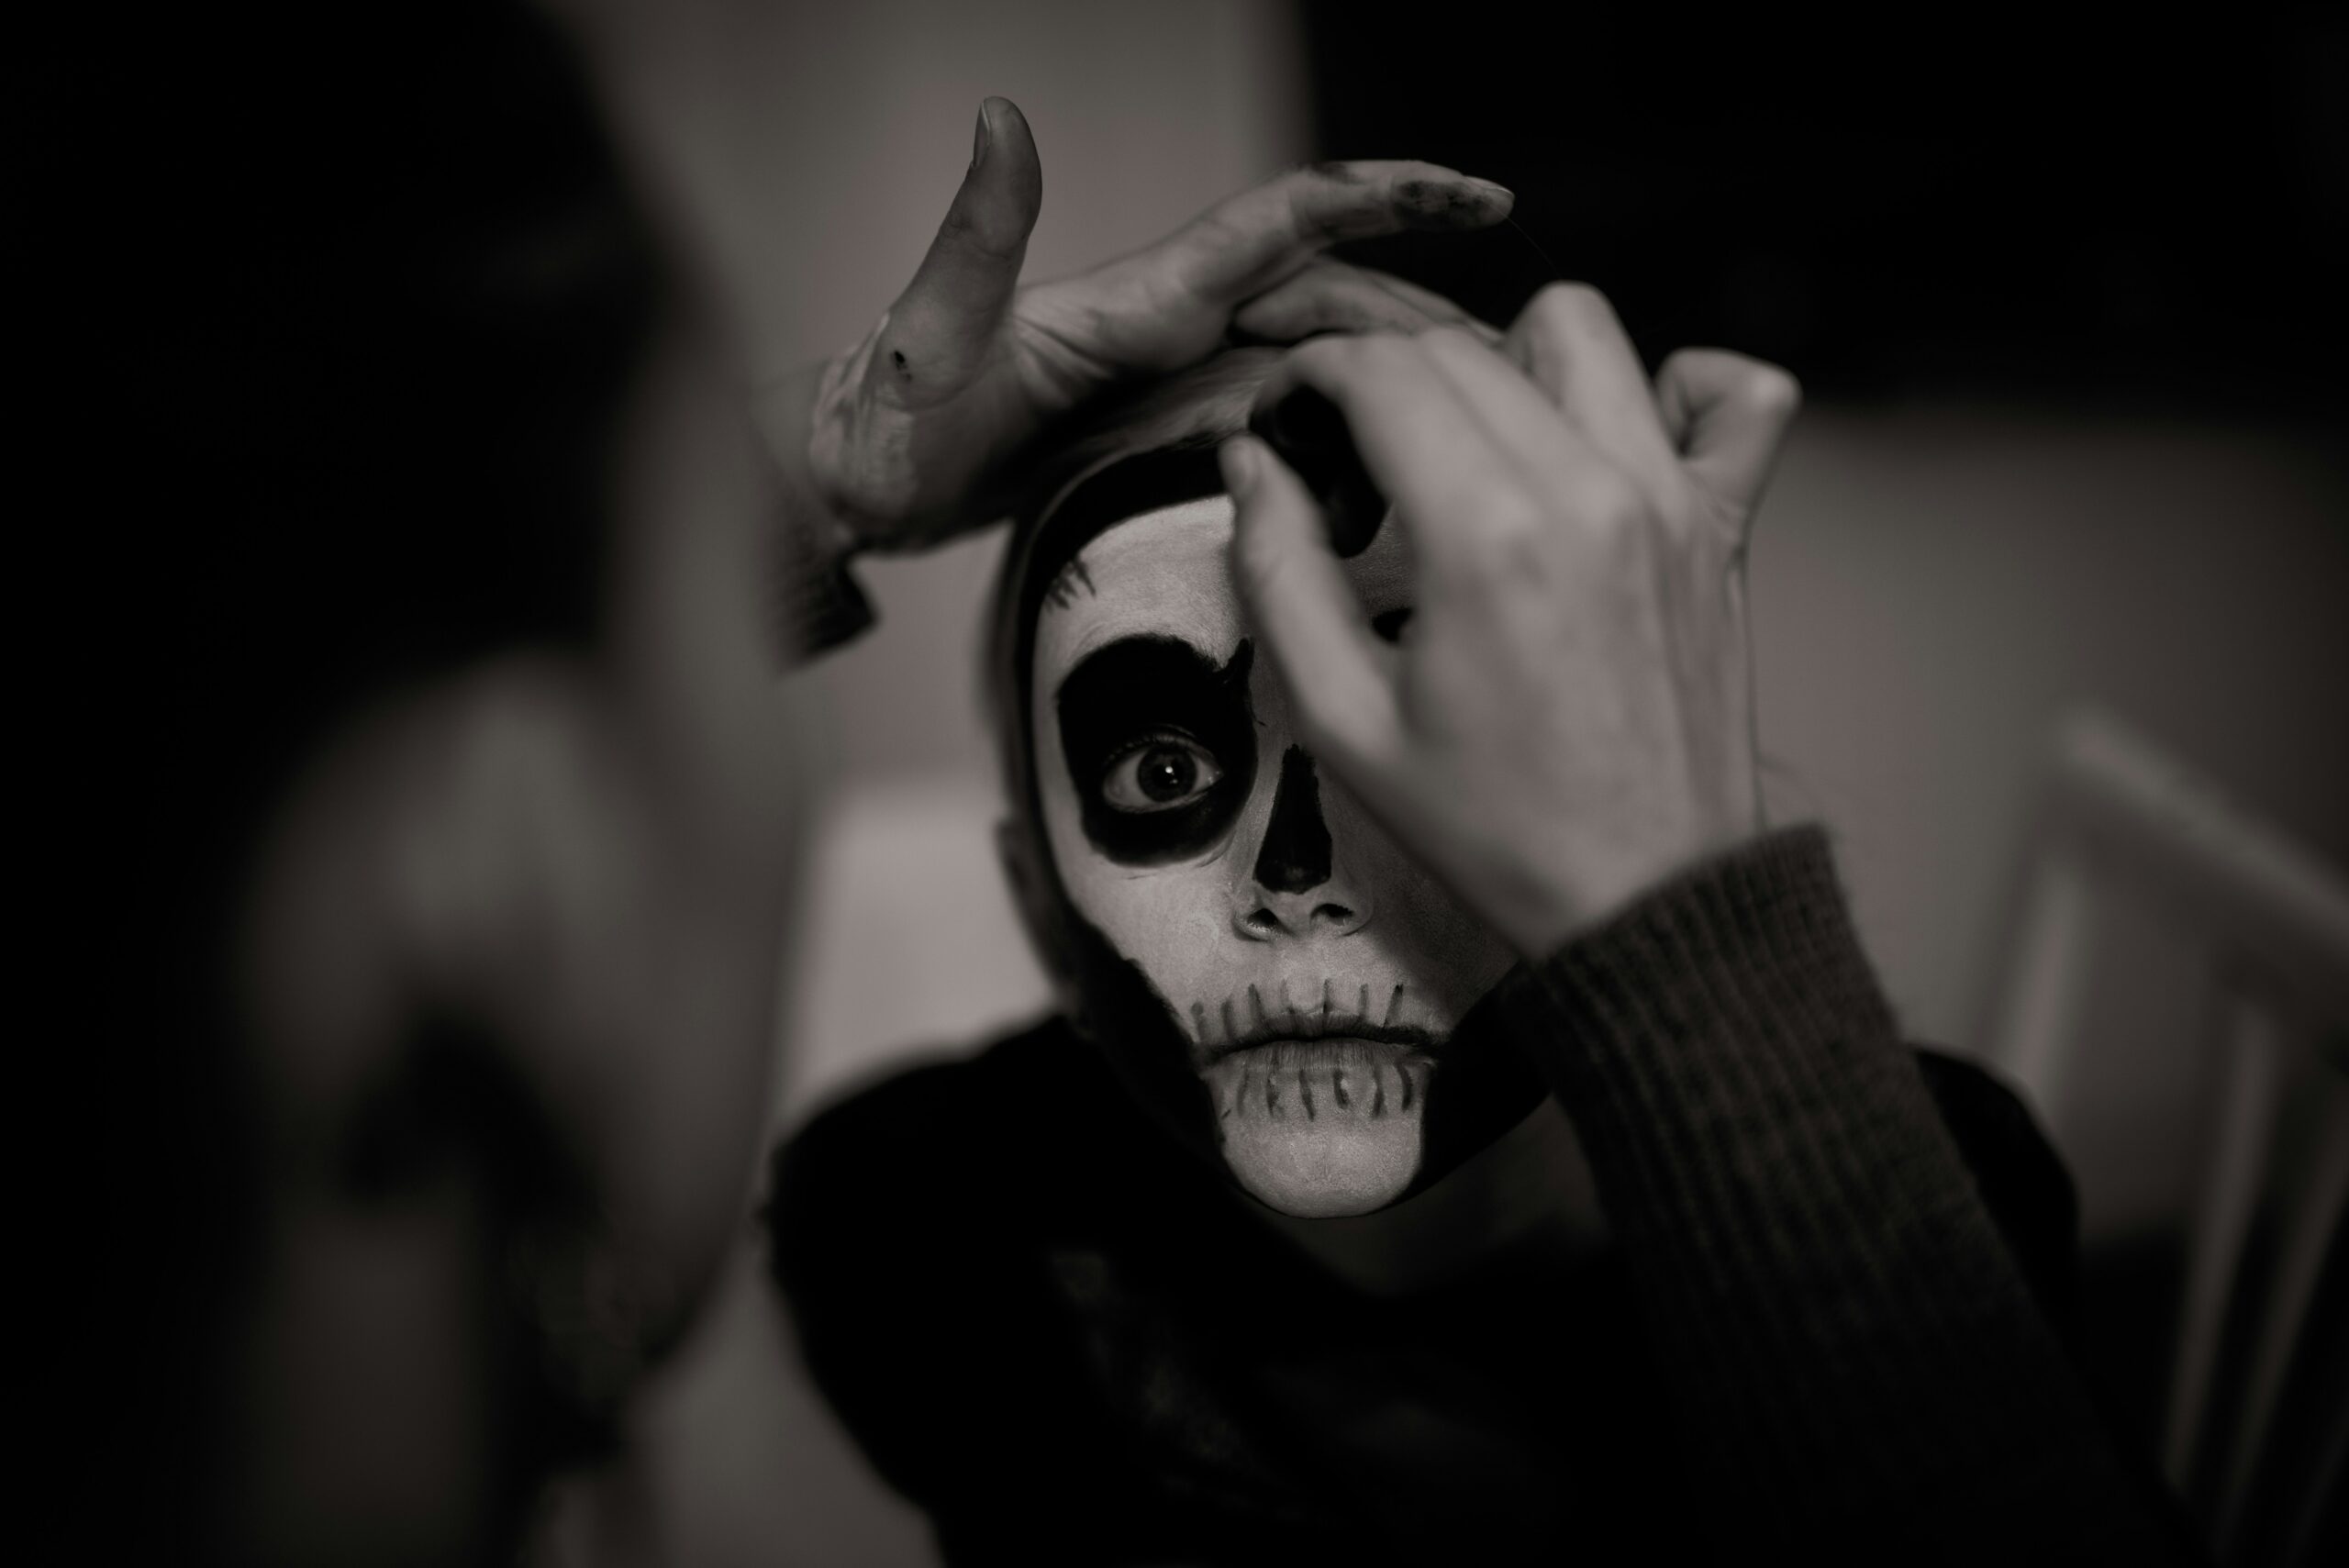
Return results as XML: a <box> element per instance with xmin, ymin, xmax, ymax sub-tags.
<box><xmin>1578</xmin><ymin>468</ymin><xmax>1652</xmax><ymax>536</ymax></box>
<box><xmin>1530</xmin><ymin>280</ymin><xmax>1617</xmax><ymax>328</ymax></box>
<box><xmin>1418</xmin><ymin>322</ymin><xmax>1487</xmax><ymax>360</ymax></box>
<box><xmin>1312</xmin><ymin>329</ymin><xmax>1415</xmax><ymax>382</ymax></box>
<box><xmin>1478</xmin><ymin>485</ymin><xmax>1550</xmax><ymax>537</ymax></box>
<box><xmin>933</xmin><ymin>203</ymin><xmax>1019</xmax><ymax>263</ymax></box>
<box><xmin>1658</xmin><ymin>345</ymin><xmax>1704</xmax><ymax>380</ymax></box>
<box><xmin>1460</xmin><ymin>494</ymin><xmax>1554</xmax><ymax>569</ymax></box>
<box><xmin>1286</xmin><ymin>333</ymin><xmax>1358</xmax><ymax>379</ymax></box>
<box><xmin>1742</xmin><ymin>361</ymin><xmax>1803</xmax><ymax>415</ymax></box>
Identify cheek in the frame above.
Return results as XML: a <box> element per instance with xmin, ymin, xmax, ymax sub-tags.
<box><xmin>1312</xmin><ymin>772</ymin><xmax>1520</xmax><ymax>1008</ymax></box>
<box><xmin>1042</xmin><ymin>776</ymin><xmax>1252</xmax><ymax>1003</ymax></box>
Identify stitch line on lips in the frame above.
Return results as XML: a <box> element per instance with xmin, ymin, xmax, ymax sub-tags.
<box><xmin>1193</xmin><ymin>982</ymin><xmax>1440</xmax><ymax>1061</ymax></box>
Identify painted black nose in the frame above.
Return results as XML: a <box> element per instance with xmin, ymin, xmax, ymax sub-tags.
<box><xmin>1252</xmin><ymin>746</ymin><xmax>1332</xmax><ymax>894</ymax></box>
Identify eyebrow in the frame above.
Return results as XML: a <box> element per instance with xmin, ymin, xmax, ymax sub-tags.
<box><xmin>1053</xmin><ymin>632</ymin><xmax>1230</xmax><ymax>709</ymax></box>
<box><xmin>1042</xmin><ymin>555</ymin><xmax>1096</xmax><ymax>611</ymax></box>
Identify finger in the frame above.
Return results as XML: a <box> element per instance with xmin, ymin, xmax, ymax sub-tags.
<box><xmin>1653</xmin><ymin>349</ymin><xmax>1803</xmax><ymax>521</ymax></box>
<box><xmin>1413</xmin><ymin>327</ymin><xmax>1617</xmax><ymax>495</ymax></box>
<box><xmin>1253</xmin><ymin>334</ymin><xmax>1533</xmax><ymax>591</ymax></box>
<box><xmin>1222</xmin><ymin>434</ymin><xmax>1397</xmax><ymax>761</ymax></box>
<box><xmin>1345</xmin><ymin>270</ymin><xmax>1502</xmax><ymax>340</ymax></box>
<box><xmin>1230</xmin><ymin>260</ymin><xmax>1499</xmax><ymax>343</ymax></box>
<box><xmin>1504</xmin><ymin>282</ymin><xmax>1675</xmax><ymax>477</ymax></box>
<box><xmin>877</xmin><ymin>98</ymin><xmax>1044</xmax><ymax>395</ymax></box>
<box><xmin>1153</xmin><ymin>161</ymin><xmax>1513</xmax><ymax>309</ymax></box>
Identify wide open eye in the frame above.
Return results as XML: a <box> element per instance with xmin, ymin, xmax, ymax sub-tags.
<box><xmin>1100</xmin><ymin>736</ymin><xmax>1223</xmax><ymax>813</ymax></box>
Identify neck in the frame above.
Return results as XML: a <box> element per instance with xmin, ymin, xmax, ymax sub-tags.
<box><xmin>1250</xmin><ymin>1096</ymin><xmax>1609</xmax><ymax>1296</ymax></box>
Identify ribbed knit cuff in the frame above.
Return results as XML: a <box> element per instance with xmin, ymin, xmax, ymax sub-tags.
<box><xmin>748</xmin><ymin>364</ymin><xmax>877</xmax><ymax>666</ymax></box>
<box><xmin>770</xmin><ymin>503</ymin><xmax>874</xmax><ymax>663</ymax></box>
<box><xmin>1496</xmin><ymin>827</ymin><xmax>2162</xmax><ymax>1553</ymax></box>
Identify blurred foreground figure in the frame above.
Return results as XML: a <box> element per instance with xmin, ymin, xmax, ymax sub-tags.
<box><xmin>112</xmin><ymin>4</ymin><xmax>797</xmax><ymax>1562</ymax></box>
<box><xmin>755</xmin><ymin>107</ymin><xmax>2214</xmax><ymax>1562</ymax></box>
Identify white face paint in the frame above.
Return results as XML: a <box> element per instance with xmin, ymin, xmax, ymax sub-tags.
<box><xmin>1031</xmin><ymin>496</ymin><xmax>1517</xmax><ymax>1218</ymax></box>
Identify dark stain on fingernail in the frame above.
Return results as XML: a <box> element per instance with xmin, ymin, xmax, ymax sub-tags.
<box><xmin>1397</xmin><ymin>178</ymin><xmax>1508</xmax><ymax>232</ymax></box>
<box><xmin>891</xmin><ymin>349</ymin><xmax>911</xmax><ymax>379</ymax></box>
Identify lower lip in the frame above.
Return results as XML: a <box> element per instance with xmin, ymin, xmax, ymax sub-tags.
<box><xmin>1202</xmin><ymin>1037</ymin><xmax>1434</xmax><ymax>1122</ymax></box>
<box><xmin>1208</xmin><ymin>1036</ymin><xmax>1431</xmax><ymax>1071</ymax></box>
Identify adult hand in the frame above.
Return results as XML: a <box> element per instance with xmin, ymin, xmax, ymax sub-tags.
<box><xmin>1224</xmin><ymin>284</ymin><xmax>1801</xmax><ymax>958</ymax></box>
<box><xmin>804</xmin><ymin>96</ymin><xmax>1512</xmax><ymax>552</ymax></box>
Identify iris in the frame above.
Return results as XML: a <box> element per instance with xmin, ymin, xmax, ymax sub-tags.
<box><xmin>1105</xmin><ymin>738</ymin><xmax>1221</xmax><ymax>811</ymax></box>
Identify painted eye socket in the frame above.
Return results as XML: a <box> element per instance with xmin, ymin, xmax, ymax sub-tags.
<box><xmin>1100</xmin><ymin>737</ymin><xmax>1224</xmax><ymax>813</ymax></box>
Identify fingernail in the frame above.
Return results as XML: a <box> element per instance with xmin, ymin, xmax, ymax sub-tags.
<box><xmin>972</xmin><ymin>101</ymin><xmax>993</xmax><ymax>172</ymax></box>
<box><xmin>1219</xmin><ymin>437</ymin><xmax>1258</xmax><ymax>496</ymax></box>
<box><xmin>1397</xmin><ymin>174</ymin><xmax>1514</xmax><ymax>231</ymax></box>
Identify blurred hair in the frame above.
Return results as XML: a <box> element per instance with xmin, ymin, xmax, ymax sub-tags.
<box><xmin>83</xmin><ymin>2</ymin><xmax>672</xmax><ymax>1548</ymax></box>
<box><xmin>125</xmin><ymin>0</ymin><xmax>665</xmax><ymax>950</ymax></box>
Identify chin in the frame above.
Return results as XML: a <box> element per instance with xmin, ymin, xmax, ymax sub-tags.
<box><xmin>1204</xmin><ymin>1039</ymin><xmax>1430</xmax><ymax>1218</ymax></box>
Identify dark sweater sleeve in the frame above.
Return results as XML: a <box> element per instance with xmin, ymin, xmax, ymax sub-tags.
<box><xmin>1496</xmin><ymin>825</ymin><xmax>2202</xmax><ymax>1563</ymax></box>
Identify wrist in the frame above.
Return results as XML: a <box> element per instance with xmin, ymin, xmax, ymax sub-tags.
<box><xmin>750</xmin><ymin>361</ymin><xmax>875</xmax><ymax>660</ymax></box>
<box><xmin>751</xmin><ymin>359</ymin><xmax>865</xmax><ymax>568</ymax></box>
<box><xmin>1497</xmin><ymin>823</ymin><xmax>1769</xmax><ymax>961</ymax></box>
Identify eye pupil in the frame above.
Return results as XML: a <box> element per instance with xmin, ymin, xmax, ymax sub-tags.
<box><xmin>1138</xmin><ymin>745</ymin><xmax>1196</xmax><ymax>801</ymax></box>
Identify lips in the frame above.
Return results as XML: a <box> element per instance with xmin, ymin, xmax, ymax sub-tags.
<box><xmin>1194</xmin><ymin>985</ymin><xmax>1445</xmax><ymax>1126</ymax></box>
<box><xmin>1203</xmin><ymin>1036</ymin><xmax>1433</xmax><ymax>1122</ymax></box>
<box><xmin>1187</xmin><ymin>979</ymin><xmax>1442</xmax><ymax>1064</ymax></box>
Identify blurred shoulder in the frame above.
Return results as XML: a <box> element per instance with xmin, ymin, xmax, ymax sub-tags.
<box><xmin>763</xmin><ymin>1016</ymin><xmax>1089</xmax><ymax>1271</ymax></box>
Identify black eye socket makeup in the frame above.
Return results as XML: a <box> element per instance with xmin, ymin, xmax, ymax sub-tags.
<box><xmin>1056</xmin><ymin>635</ymin><xmax>1257</xmax><ymax>864</ymax></box>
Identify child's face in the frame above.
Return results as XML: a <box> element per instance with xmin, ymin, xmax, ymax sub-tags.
<box><xmin>1030</xmin><ymin>494</ymin><xmax>1520</xmax><ymax>1217</ymax></box>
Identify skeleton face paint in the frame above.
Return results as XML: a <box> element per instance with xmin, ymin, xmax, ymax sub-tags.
<box><xmin>1031</xmin><ymin>494</ymin><xmax>1524</xmax><ymax>1218</ymax></box>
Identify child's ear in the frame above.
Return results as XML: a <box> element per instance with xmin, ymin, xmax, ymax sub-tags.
<box><xmin>995</xmin><ymin>815</ymin><xmax>1079</xmax><ymax>1013</ymax></box>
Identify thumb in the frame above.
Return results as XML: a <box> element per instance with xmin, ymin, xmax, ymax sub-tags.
<box><xmin>877</xmin><ymin>97</ymin><xmax>1043</xmax><ymax>397</ymax></box>
<box><xmin>1653</xmin><ymin>348</ymin><xmax>1802</xmax><ymax>524</ymax></box>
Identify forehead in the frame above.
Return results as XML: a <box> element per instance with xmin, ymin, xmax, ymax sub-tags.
<box><xmin>1032</xmin><ymin>495</ymin><xmax>1412</xmax><ymax>685</ymax></box>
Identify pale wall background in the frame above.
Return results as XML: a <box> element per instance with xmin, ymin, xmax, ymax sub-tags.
<box><xmin>560</xmin><ymin>4</ymin><xmax>2348</xmax><ymax>1562</ymax></box>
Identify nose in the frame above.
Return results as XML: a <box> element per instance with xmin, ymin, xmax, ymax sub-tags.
<box><xmin>1233</xmin><ymin>747</ymin><xmax>1371</xmax><ymax>939</ymax></box>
